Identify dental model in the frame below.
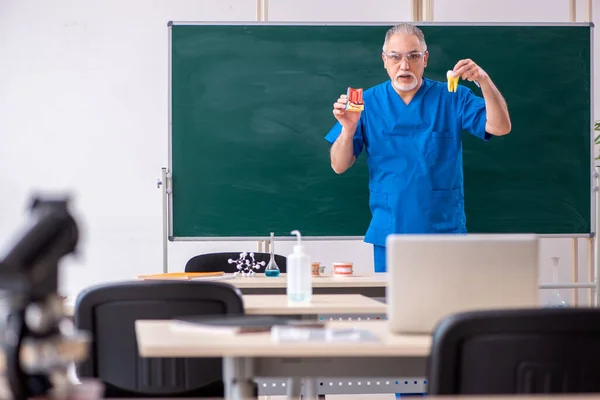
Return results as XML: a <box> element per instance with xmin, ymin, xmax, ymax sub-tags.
<box><xmin>447</xmin><ymin>70</ymin><xmax>459</xmax><ymax>92</ymax></box>
<box><xmin>345</xmin><ymin>87</ymin><xmax>364</xmax><ymax>112</ymax></box>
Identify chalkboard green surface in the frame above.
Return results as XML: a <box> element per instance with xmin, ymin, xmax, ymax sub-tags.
<box><xmin>169</xmin><ymin>23</ymin><xmax>593</xmax><ymax>239</ymax></box>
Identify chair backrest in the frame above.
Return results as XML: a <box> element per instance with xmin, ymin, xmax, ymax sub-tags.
<box><xmin>185</xmin><ymin>252</ymin><xmax>287</xmax><ymax>273</ymax></box>
<box><xmin>427</xmin><ymin>308</ymin><xmax>600</xmax><ymax>395</ymax></box>
<box><xmin>74</xmin><ymin>280</ymin><xmax>244</xmax><ymax>397</ymax></box>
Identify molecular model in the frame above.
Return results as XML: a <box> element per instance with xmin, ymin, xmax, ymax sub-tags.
<box><xmin>228</xmin><ymin>252</ymin><xmax>266</xmax><ymax>277</ymax></box>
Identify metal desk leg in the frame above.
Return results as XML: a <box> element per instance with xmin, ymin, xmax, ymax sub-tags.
<box><xmin>287</xmin><ymin>377</ymin><xmax>302</xmax><ymax>398</ymax></box>
<box><xmin>224</xmin><ymin>357</ymin><xmax>255</xmax><ymax>400</ymax></box>
<box><xmin>303</xmin><ymin>378</ymin><xmax>318</xmax><ymax>400</ymax></box>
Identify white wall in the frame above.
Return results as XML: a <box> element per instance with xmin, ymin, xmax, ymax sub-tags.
<box><xmin>0</xmin><ymin>0</ymin><xmax>596</xmax><ymax>306</ymax></box>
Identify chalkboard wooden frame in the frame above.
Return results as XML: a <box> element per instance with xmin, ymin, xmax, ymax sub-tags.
<box><xmin>164</xmin><ymin>21</ymin><xmax>596</xmax><ymax>242</ymax></box>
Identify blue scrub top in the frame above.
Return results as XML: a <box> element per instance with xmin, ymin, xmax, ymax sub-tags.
<box><xmin>325</xmin><ymin>78</ymin><xmax>491</xmax><ymax>247</ymax></box>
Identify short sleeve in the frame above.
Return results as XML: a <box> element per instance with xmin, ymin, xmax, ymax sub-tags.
<box><xmin>459</xmin><ymin>87</ymin><xmax>492</xmax><ymax>141</ymax></box>
<box><xmin>324</xmin><ymin>117</ymin><xmax>365</xmax><ymax>158</ymax></box>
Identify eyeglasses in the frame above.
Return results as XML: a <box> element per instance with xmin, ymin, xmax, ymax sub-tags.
<box><xmin>383</xmin><ymin>51</ymin><xmax>426</xmax><ymax>64</ymax></box>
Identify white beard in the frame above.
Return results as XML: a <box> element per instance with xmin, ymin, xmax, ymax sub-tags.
<box><xmin>393</xmin><ymin>75</ymin><xmax>418</xmax><ymax>92</ymax></box>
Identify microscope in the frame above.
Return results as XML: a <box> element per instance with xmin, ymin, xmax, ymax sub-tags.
<box><xmin>0</xmin><ymin>196</ymin><xmax>91</xmax><ymax>400</ymax></box>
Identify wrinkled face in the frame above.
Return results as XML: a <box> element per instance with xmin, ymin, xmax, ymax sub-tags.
<box><xmin>382</xmin><ymin>34</ymin><xmax>429</xmax><ymax>93</ymax></box>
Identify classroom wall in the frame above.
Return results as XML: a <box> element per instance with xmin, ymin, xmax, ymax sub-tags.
<box><xmin>0</xmin><ymin>0</ymin><xmax>596</xmax><ymax>305</ymax></box>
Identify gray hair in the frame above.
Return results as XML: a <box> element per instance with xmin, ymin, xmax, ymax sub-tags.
<box><xmin>382</xmin><ymin>23</ymin><xmax>427</xmax><ymax>52</ymax></box>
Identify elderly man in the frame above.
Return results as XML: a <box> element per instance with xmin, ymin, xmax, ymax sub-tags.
<box><xmin>325</xmin><ymin>23</ymin><xmax>511</xmax><ymax>273</ymax></box>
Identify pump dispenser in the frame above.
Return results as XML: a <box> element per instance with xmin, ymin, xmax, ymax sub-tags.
<box><xmin>286</xmin><ymin>230</ymin><xmax>312</xmax><ymax>303</ymax></box>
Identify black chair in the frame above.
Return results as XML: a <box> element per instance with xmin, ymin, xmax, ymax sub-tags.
<box><xmin>185</xmin><ymin>251</ymin><xmax>287</xmax><ymax>274</ymax></box>
<box><xmin>427</xmin><ymin>308</ymin><xmax>600</xmax><ymax>395</ymax></box>
<box><xmin>74</xmin><ymin>280</ymin><xmax>246</xmax><ymax>398</ymax></box>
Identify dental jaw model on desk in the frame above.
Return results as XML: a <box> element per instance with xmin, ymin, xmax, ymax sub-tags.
<box><xmin>332</xmin><ymin>262</ymin><xmax>354</xmax><ymax>276</ymax></box>
<box><xmin>0</xmin><ymin>196</ymin><xmax>96</xmax><ymax>400</ymax></box>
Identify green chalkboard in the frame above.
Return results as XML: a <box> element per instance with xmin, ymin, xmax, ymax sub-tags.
<box><xmin>168</xmin><ymin>22</ymin><xmax>593</xmax><ymax>239</ymax></box>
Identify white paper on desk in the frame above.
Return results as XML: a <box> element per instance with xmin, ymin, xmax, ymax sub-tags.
<box><xmin>271</xmin><ymin>326</ymin><xmax>380</xmax><ymax>343</ymax></box>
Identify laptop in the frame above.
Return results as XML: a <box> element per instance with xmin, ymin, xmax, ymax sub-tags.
<box><xmin>386</xmin><ymin>234</ymin><xmax>540</xmax><ymax>334</ymax></box>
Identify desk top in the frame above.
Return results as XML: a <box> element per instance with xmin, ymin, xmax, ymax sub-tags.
<box><xmin>66</xmin><ymin>293</ymin><xmax>386</xmax><ymax>317</ymax></box>
<box><xmin>243</xmin><ymin>294</ymin><xmax>386</xmax><ymax>315</ymax></box>
<box><xmin>206</xmin><ymin>273</ymin><xmax>388</xmax><ymax>288</ymax></box>
<box><xmin>135</xmin><ymin>320</ymin><xmax>430</xmax><ymax>358</ymax></box>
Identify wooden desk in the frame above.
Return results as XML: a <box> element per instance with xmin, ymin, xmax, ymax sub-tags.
<box><xmin>135</xmin><ymin>320</ymin><xmax>427</xmax><ymax>358</ymax></box>
<box><xmin>202</xmin><ymin>273</ymin><xmax>387</xmax><ymax>297</ymax></box>
<box><xmin>136</xmin><ymin>319</ymin><xmax>428</xmax><ymax>399</ymax></box>
<box><xmin>65</xmin><ymin>274</ymin><xmax>388</xmax><ymax>316</ymax></box>
<box><xmin>243</xmin><ymin>294</ymin><xmax>386</xmax><ymax>315</ymax></box>
<box><xmin>65</xmin><ymin>293</ymin><xmax>386</xmax><ymax>318</ymax></box>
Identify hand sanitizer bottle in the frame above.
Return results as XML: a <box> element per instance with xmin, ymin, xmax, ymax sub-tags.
<box><xmin>286</xmin><ymin>230</ymin><xmax>312</xmax><ymax>303</ymax></box>
<box><xmin>265</xmin><ymin>232</ymin><xmax>280</xmax><ymax>277</ymax></box>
